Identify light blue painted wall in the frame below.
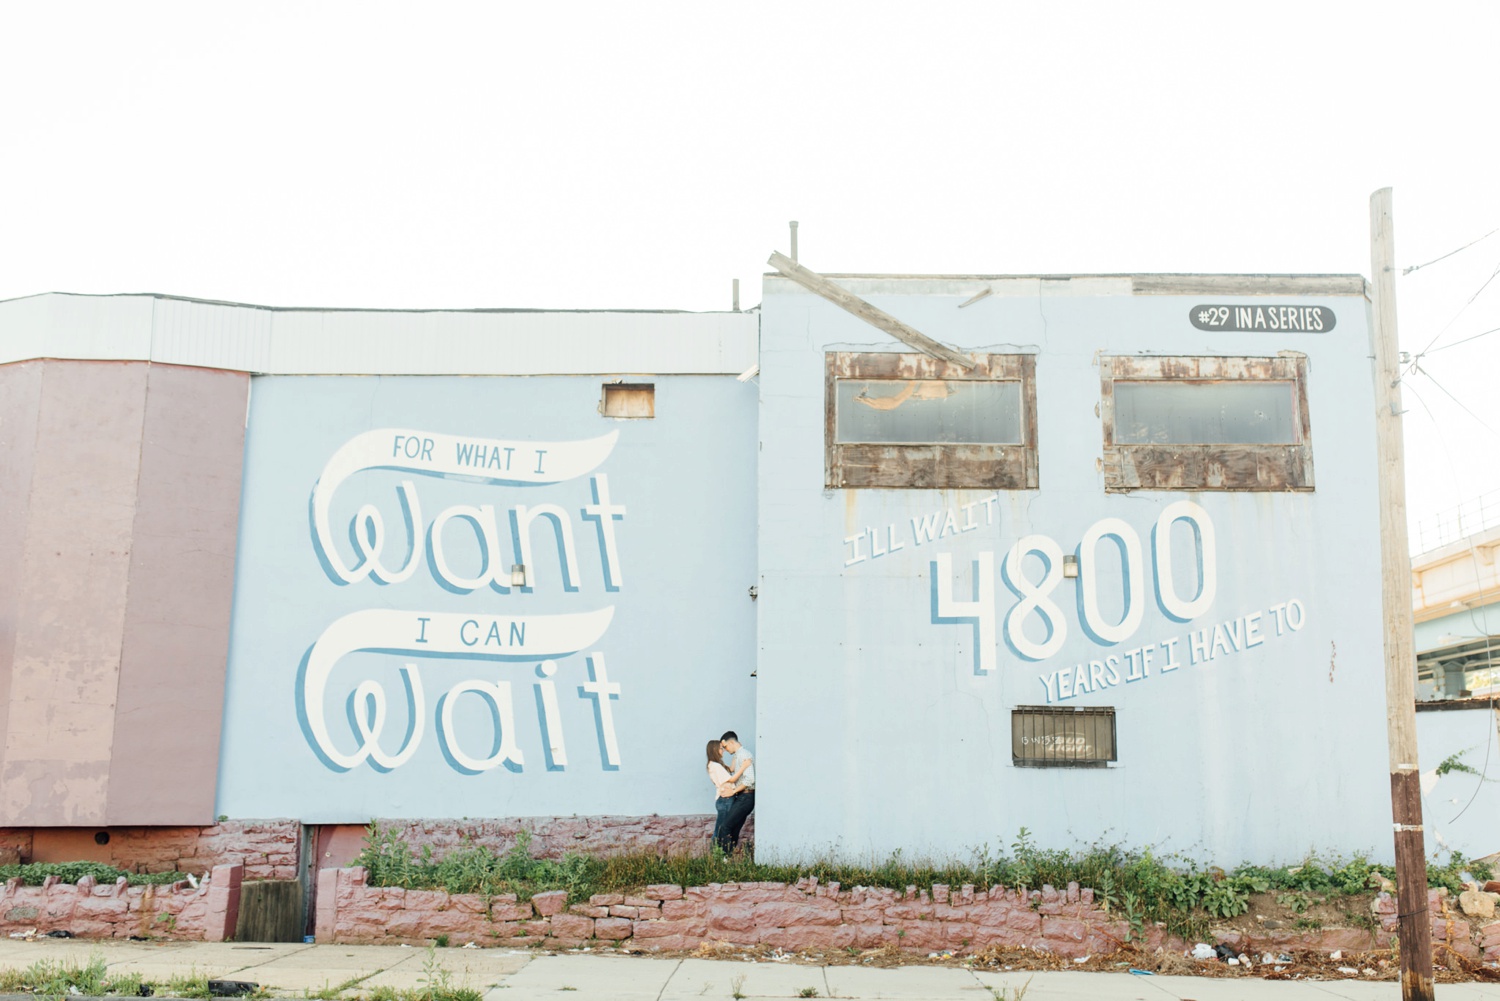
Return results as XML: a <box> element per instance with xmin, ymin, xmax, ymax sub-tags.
<box><xmin>755</xmin><ymin>281</ymin><xmax>1392</xmax><ymax>864</ymax></box>
<box><xmin>216</xmin><ymin>375</ymin><xmax>757</xmax><ymax>821</ymax></box>
<box><xmin>1414</xmin><ymin>708</ymin><xmax>1500</xmax><ymax>858</ymax></box>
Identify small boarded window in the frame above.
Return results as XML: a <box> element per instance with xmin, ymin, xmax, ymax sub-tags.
<box><xmin>827</xmin><ymin>352</ymin><xmax>1038</xmax><ymax>489</ymax></box>
<box><xmin>601</xmin><ymin>383</ymin><xmax>654</xmax><ymax>419</ymax></box>
<box><xmin>1012</xmin><ymin>706</ymin><xmax>1116</xmax><ymax>767</ymax></box>
<box><xmin>1100</xmin><ymin>355</ymin><xmax>1312</xmax><ymax>492</ymax></box>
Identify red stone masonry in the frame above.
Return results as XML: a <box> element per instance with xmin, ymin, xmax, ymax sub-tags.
<box><xmin>377</xmin><ymin>815</ymin><xmax>746</xmax><ymax>860</ymax></box>
<box><xmin>0</xmin><ymin>823</ymin><xmax>300</xmax><ymax>881</ymax></box>
<box><xmin>0</xmin><ymin>814</ymin><xmax>741</xmax><ymax>882</ymax></box>
<box><xmin>317</xmin><ymin>869</ymin><xmax>1497</xmax><ymax>962</ymax></box>
<box><xmin>0</xmin><ymin>864</ymin><xmax>243</xmax><ymax>941</ymax></box>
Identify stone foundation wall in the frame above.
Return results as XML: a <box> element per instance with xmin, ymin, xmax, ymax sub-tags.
<box><xmin>378</xmin><ymin>814</ymin><xmax>744</xmax><ymax>860</ymax></box>
<box><xmin>115</xmin><ymin>823</ymin><xmax>301</xmax><ymax>880</ymax></box>
<box><xmin>0</xmin><ymin>864</ymin><xmax>243</xmax><ymax>941</ymax></box>
<box><xmin>0</xmin><ymin>823</ymin><xmax>301</xmax><ymax>881</ymax></box>
<box><xmin>318</xmin><ymin>868</ymin><xmax>1500</xmax><ymax>963</ymax></box>
<box><xmin>0</xmin><ymin>814</ymin><xmax>738</xmax><ymax>882</ymax></box>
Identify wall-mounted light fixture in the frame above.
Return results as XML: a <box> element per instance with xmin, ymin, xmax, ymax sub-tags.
<box><xmin>511</xmin><ymin>564</ymin><xmax>528</xmax><ymax>588</ymax></box>
<box><xmin>1062</xmin><ymin>554</ymin><xmax>1079</xmax><ymax>579</ymax></box>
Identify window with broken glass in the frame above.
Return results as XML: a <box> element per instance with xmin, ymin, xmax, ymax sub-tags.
<box><xmin>1099</xmin><ymin>354</ymin><xmax>1313</xmax><ymax>492</ymax></box>
<box><xmin>825</xmin><ymin>352</ymin><xmax>1038</xmax><ymax>489</ymax></box>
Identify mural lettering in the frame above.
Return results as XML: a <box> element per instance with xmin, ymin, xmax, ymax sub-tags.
<box><xmin>311</xmin><ymin>429</ymin><xmax>619</xmax><ymax>585</ymax></box>
<box><xmin>844</xmin><ymin>493</ymin><xmax>1002</xmax><ymax>566</ymax></box>
<box><xmin>932</xmin><ymin>502</ymin><xmax>1217</xmax><ymax>671</ymax></box>
<box><xmin>1036</xmin><ymin>599</ymin><xmax>1306</xmax><ymax>703</ymax></box>
<box><xmin>299</xmin><ymin>429</ymin><xmax>628</xmax><ymax>774</ymax></box>
<box><xmin>924</xmin><ymin>501</ymin><xmax>1306</xmax><ymax>699</ymax></box>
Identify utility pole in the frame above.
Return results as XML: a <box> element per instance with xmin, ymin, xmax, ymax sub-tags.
<box><xmin>1370</xmin><ymin>187</ymin><xmax>1434</xmax><ymax>1001</ymax></box>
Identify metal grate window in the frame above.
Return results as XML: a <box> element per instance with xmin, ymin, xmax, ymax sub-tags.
<box><xmin>1011</xmin><ymin>706</ymin><xmax>1116</xmax><ymax>767</ymax></box>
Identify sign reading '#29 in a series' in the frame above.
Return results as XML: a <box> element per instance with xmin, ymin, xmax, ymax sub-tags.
<box><xmin>1190</xmin><ymin>304</ymin><xmax>1336</xmax><ymax>332</ymax></box>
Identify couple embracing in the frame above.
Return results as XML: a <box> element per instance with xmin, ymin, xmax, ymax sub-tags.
<box><xmin>705</xmin><ymin>730</ymin><xmax>755</xmax><ymax>853</ymax></box>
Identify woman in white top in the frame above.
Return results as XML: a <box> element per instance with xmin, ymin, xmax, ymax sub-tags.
<box><xmin>706</xmin><ymin>739</ymin><xmax>750</xmax><ymax>853</ymax></box>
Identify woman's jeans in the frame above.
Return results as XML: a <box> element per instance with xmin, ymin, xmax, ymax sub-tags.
<box><xmin>713</xmin><ymin>796</ymin><xmax>735</xmax><ymax>852</ymax></box>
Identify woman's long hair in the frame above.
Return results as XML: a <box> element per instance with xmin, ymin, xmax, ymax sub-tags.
<box><xmin>705</xmin><ymin>739</ymin><xmax>722</xmax><ymax>768</ymax></box>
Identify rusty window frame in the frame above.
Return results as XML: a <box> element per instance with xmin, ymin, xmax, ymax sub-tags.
<box><xmin>825</xmin><ymin>352</ymin><xmax>1039</xmax><ymax>490</ymax></box>
<box><xmin>1099</xmin><ymin>354</ymin><xmax>1314</xmax><ymax>492</ymax></box>
<box><xmin>1011</xmin><ymin>706</ymin><xmax>1117</xmax><ymax>767</ymax></box>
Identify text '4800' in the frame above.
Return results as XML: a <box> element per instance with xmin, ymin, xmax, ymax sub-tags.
<box><xmin>933</xmin><ymin>501</ymin><xmax>1217</xmax><ymax>670</ymax></box>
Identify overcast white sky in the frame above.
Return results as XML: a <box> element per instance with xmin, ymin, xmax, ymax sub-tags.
<box><xmin>4</xmin><ymin>1</ymin><xmax>1498</xmax><ymax>531</ymax></box>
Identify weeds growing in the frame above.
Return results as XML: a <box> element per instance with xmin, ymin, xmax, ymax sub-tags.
<box><xmin>352</xmin><ymin>822</ymin><xmax>1492</xmax><ymax>944</ymax></box>
<box><xmin>0</xmin><ymin>861</ymin><xmax>191</xmax><ymax>886</ymax></box>
<box><xmin>0</xmin><ymin>954</ymin><xmax>159</xmax><ymax>997</ymax></box>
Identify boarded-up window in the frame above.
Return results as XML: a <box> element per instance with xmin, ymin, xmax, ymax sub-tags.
<box><xmin>1012</xmin><ymin>706</ymin><xmax>1116</xmax><ymax>767</ymax></box>
<box><xmin>826</xmin><ymin>352</ymin><xmax>1038</xmax><ymax>489</ymax></box>
<box><xmin>601</xmin><ymin>383</ymin><xmax>655</xmax><ymax>418</ymax></box>
<box><xmin>1100</xmin><ymin>355</ymin><xmax>1313</xmax><ymax>492</ymax></box>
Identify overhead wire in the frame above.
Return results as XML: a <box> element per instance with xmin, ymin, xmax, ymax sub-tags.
<box><xmin>1403</xmin><ymin>226</ymin><xmax>1499</xmax><ymax>276</ymax></box>
<box><xmin>1410</xmin><ymin>362</ymin><xmax>1500</xmax><ymax>439</ymax></box>
<box><xmin>1429</xmin><ymin>325</ymin><xmax>1500</xmax><ymax>354</ymax></box>
<box><xmin>1409</xmin><ymin>257</ymin><xmax>1500</xmax><ymax>364</ymax></box>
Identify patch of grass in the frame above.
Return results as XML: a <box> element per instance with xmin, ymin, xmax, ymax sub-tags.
<box><xmin>433</xmin><ymin>934</ymin><xmax>449</xmax><ymax>948</ymax></box>
<box><xmin>307</xmin><ymin>973</ymin><xmax>378</xmax><ymax>1000</ymax></box>
<box><xmin>167</xmin><ymin>973</ymin><xmax>215</xmax><ymax>1000</ymax></box>
<box><xmin>411</xmin><ymin>946</ymin><xmax>481</xmax><ymax>1001</ymax></box>
<box><xmin>0</xmin><ymin>954</ymin><xmax>156</xmax><ymax>997</ymax></box>
<box><xmin>987</xmin><ymin>979</ymin><xmax>1032</xmax><ymax>1001</ymax></box>
<box><xmin>730</xmin><ymin>973</ymin><xmax>747</xmax><ymax>999</ymax></box>
<box><xmin>797</xmin><ymin>989</ymin><xmax>819</xmax><ymax>999</ymax></box>
<box><xmin>0</xmin><ymin>861</ymin><xmax>191</xmax><ymax>886</ymax></box>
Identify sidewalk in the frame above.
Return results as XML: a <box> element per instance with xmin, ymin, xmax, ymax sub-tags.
<box><xmin>3</xmin><ymin>939</ymin><xmax>1499</xmax><ymax>1001</ymax></box>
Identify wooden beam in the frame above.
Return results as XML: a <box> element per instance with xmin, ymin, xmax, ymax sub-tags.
<box><xmin>766</xmin><ymin>252</ymin><xmax>976</xmax><ymax>370</ymax></box>
<box><xmin>1131</xmin><ymin>274</ymin><xmax>1367</xmax><ymax>296</ymax></box>
<box><xmin>1370</xmin><ymin>187</ymin><xmax>1435</xmax><ymax>1001</ymax></box>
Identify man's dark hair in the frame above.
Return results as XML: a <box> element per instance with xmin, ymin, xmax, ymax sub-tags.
<box><xmin>720</xmin><ymin>730</ymin><xmax>738</xmax><ymax>742</ymax></box>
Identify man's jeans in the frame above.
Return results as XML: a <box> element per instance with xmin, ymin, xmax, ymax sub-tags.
<box><xmin>724</xmin><ymin>789</ymin><xmax>755</xmax><ymax>850</ymax></box>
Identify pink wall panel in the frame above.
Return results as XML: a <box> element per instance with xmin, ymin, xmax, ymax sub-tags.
<box><xmin>1</xmin><ymin>361</ymin><xmax>148</xmax><ymax>825</ymax></box>
<box><xmin>0</xmin><ymin>363</ymin><xmax>45</xmax><ymax>768</ymax></box>
<box><xmin>0</xmin><ymin>360</ymin><xmax>248</xmax><ymax>827</ymax></box>
<box><xmin>107</xmin><ymin>365</ymin><xmax>248</xmax><ymax>824</ymax></box>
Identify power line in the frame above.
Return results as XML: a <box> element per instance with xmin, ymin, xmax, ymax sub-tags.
<box><xmin>1411</xmin><ymin>363</ymin><xmax>1500</xmax><ymax>439</ymax></box>
<box><xmin>1411</xmin><ymin>258</ymin><xmax>1500</xmax><ymax>364</ymax></box>
<box><xmin>1430</xmin><ymin>325</ymin><xmax>1500</xmax><ymax>354</ymax></box>
<box><xmin>1403</xmin><ymin>226</ymin><xmax>1500</xmax><ymax>276</ymax></box>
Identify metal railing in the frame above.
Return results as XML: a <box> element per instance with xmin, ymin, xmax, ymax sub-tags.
<box><xmin>1412</xmin><ymin>489</ymin><xmax>1500</xmax><ymax>556</ymax></box>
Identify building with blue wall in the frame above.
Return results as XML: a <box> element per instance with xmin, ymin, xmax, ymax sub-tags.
<box><xmin>0</xmin><ymin>272</ymin><xmax>1454</xmax><ymax>870</ymax></box>
<box><xmin>753</xmin><ymin>272</ymin><xmax>1391</xmax><ymax>864</ymax></box>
